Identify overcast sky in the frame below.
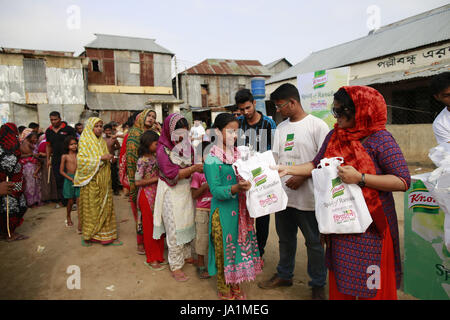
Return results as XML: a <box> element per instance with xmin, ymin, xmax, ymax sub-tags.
<box><xmin>0</xmin><ymin>0</ymin><xmax>448</xmax><ymax>73</ymax></box>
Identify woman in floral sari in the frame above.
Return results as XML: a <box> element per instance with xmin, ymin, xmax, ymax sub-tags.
<box><xmin>19</xmin><ymin>128</ymin><xmax>41</xmax><ymax>207</ymax></box>
<box><xmin>74</xmin><ymin>117</ymin><xmax>121</xmax><ymax>246</ymax></box>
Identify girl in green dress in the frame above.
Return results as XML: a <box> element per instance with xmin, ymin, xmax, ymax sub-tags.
<box><xmin>204</xmin><ymin>113</ymin><xmax>263</xmax><ymax>300</ymax></box>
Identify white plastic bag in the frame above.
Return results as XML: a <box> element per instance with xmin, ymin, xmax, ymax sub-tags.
<box><xmin>311</xmin><ymin>157</ymin><xmax>373</xmax><ymax>234</ymax></box>
<box><xmin>426</xmin><ymin>142</ymin><xmax>450</xmax><ymax>251</ymax></box>
<box><xmin>233</xmin><ymin>148</ymin><xmax>288</xmax><ymax>218</ymax></box>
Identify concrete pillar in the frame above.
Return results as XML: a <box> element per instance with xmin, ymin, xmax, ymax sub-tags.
<box><xmin>154</xmin><ymin>103</ymin><xmax>163</xmax><ymax>123</ymax></box>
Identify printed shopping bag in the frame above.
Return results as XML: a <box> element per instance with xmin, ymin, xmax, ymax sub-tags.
<box><xmin>311</xmin><ymin>157</ymin><xmax>372</xmax><ymax>234</ymax></box>
<box><xmin>233</xmin><ymin>148</ymin><xmax>288</xmax><ymax>218</ymax></box>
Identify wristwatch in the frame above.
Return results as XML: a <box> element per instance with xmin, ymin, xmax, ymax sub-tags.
<box><xmin>357</xmin><ymin>173</ymin><xmax>366</xmax><ymax>188</ymax></box>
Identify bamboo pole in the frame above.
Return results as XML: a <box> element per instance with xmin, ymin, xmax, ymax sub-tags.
<box><xmin>6</xmin><ymin>176</ymin><xmax>10</xmax><ymax>238</ymax></box>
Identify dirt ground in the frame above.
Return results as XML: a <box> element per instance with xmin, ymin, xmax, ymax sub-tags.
<box><xmin>0</xmin><ymin>167</ymin><xmax>430</xmax><ymax>300</ymax></box>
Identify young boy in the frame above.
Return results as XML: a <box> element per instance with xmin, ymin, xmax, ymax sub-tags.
<box><xmin>104</xmin><ymin>123</ymin><xmax>121</xmax><ymax>195</ymax></box>
<box><xmin>60</xmin><ymin>136</ymin><xmax>80</xmax><ymax>229</ymax></box>
<box><xmin>190</xmin><ymin>141</ymin><xmax>212</xmax><ymax>279</ymax></box>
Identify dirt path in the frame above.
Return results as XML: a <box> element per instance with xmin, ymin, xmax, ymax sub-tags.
<box><xmin>0</xmin><ymin>187</ymin><xmax>419</xmax><ymax>300</ymax></box>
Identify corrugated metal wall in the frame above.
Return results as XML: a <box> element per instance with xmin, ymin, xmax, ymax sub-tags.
<box><xmin>140</xmin><ymin>52</ymin><xmax>154</xmax><ymax>86</ymax></box>
<box><xmin>23</xmin><ymin>58</ymin><xmax>48</xmax><ymax>104</ymax></box>
<box><xmin>86</xmin><ymin>48</ymin><xmax>115</xmax><ymax>85</ymax></box>
<box><xmin>153</xmin><ymin>53</ymin><xmax>172</xmax><ymax>87</ymax></box>
<box><xmin>0</xmin><ymin>65</ymin><xmax>26</xmax><ymax>103</ymax></box>
<box><xmin>46</xmin><ymin>68</ymin><xmax>85</xmax><ymax>104</ymax></box>
<box><xmin>115</xmin><ymin>50</ymin><xmax>140</xmax><ymax>86</ymax></box>
<box><xmin>181</xmin><ymin>74</ymin><xmax>254</xmax><ymax>108</ymax></box>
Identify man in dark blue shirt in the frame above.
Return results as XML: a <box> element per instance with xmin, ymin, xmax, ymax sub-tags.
<box><xmin>235</xmin><ymin>89</ymin><xmax>277</xmax><ymax>257</ymax></box>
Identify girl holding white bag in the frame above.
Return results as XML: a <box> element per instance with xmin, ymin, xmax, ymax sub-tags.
<box><xmin>204</xmin><ymin>113</ymin><xmax>263</xmax><ymax>300</ymax></box>
<box><xmin>274</xmin><ymin>86</ymin><xmax>411</xmax><ymax>300</ymax></box>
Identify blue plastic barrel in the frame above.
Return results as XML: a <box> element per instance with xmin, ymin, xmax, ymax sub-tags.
<box><xmin>251</xmin><ymin>77</ymin><xmax>266</xmax><ymax>99</ymax></box>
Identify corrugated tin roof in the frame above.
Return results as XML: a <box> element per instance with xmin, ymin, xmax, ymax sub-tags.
<box><xmin>86</xmin><ymin>92</ymin><xmax>181</xmax><ymax>110</ymax></box>
<box><xmin>183</xmin><ymin>59</ymin><xmax>271</xmax><ymax>76</ymax></box>
<box><xmin>268</xmin><ymin>4</ymin><xmax>450</xmax><ymax>84</ymax></box>
<box><xmin>264</xmin><ymin>58</ymin><xmax>292</xmax><ymax>70</ymax></box>
<box><xmin>85</xmin><ymin>34</ymin><xmax>174</xmax><ymax>56</ymax></box>
<box><xmin>1</xmin><ymin>47</ymin><xmax>76</xmax><ymax>58</ymax></box>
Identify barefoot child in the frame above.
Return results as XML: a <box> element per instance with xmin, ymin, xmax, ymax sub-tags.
<box><xmin>135</xmin><ymin>130</ymin><xmax>166</xmax><ymax>270</ymax></box>
<box><xmin>191</xmin><ymin>141</ymin><xmax>212</xmax><ymax>279</ymax></box>
<box><xmin>60</xmin><ymin>136</ymin><xmax>80</xmax><ymax>228</ymax></box>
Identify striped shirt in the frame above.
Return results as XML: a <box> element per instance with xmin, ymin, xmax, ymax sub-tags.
<box><xmin>237</xmin><ymin>112</ymin><xmax>277</xmax><ymax>152</ymax></box>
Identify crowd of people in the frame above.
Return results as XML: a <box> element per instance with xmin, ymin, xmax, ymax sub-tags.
<box><xmin>0</xmin><ymin>72</ymin><xmax>449</xmax><ymax>300</ymax></box>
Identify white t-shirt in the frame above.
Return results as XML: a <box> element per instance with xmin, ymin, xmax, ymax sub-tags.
<box><xmin>272</xmin><ymin>114</ymin><xmax>330</xmax><ymax>211</ymax></box>
<box><xmin>190</xmin><ymin>125</ymin><xmax>205</xmax><ymax>139</ymax></box>
<box><xmin>432</xmin><ymin>107</ymin><xmax>450</xmax><ymax>145</ymax></box>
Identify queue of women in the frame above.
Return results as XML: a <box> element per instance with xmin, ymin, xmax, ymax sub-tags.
<box><xmin>0</xmin><ymin>84</ymin><xmax>411</xmax><ymax>300</ymax></box>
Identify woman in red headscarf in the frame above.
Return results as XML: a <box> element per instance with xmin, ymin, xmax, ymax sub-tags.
<box><xmin>0</xmin><ymin>123</ymin><xmax>29</xmax><ymax>241</ymax></box>
<box><xmin>274</xmin><ymin>86</ymin><xmax>411</xmax><ymax>300</ymax></box>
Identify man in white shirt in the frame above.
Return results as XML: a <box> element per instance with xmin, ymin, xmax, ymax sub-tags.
<box><xmin>258</xmin><ymin>83</ymin><xmax>330</xmax><ymax>300</ymax></box>
<box><xmin>431</xmin><ymin>72</ymin><xmax>450</xmax><ymax>145</ymax></box>
<box><xmin>190</xmin><ymin>119</ymin><xmax>206</xmax><ymax>156</ymax></box>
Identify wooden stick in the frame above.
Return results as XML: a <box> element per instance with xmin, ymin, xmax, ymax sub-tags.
<box><xmin>6</xmin><ymin>176</ymin><xmax>10</xmax><ymax>238</ymax></box>
<box><xmin>47</xmin><ymin>157</ymin><xmax>51</xmax><ymax>184</ymax></box>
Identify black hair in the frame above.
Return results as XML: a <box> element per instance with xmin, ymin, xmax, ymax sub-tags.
<box><xmin>103</xmin><ymin>123</ymin><xmax>113</xmax><ymax>131</ymax></box>
<box><xmin>270</xmin><ymin>83</ymin><xmax>300</xmax><ymax>102</ymax></box>
<box><xmin>212</xmin><ymin>113</ymin><xmax>239</xmax><ymax>131</ymax></box>
<box><xmin>235</xmin><ymin>89</ymin><xmax>254</xmax><ymax>105</ymax></box>
<box><xmin>63</xmin><ymin>135</ymin><xmax>77</xmax><ymax>154</ymax></box>
<box><xmin>18</xmin><ymin>125</ymin><xmax>26</xmax><ymax>134</ymax></box>
<box><xmin>126</xmin><ymin>111</ymin><xmax>140</xmax><ymax>128</ymax></box>
<box><xmin>49</xmin><ymin>111</ymin><xmax>61</xmax><ymax>118</ymax></box>
<box><xmin>26</xmin><ymin>132</ymin><xmax>38</xmax><ymax>141</ymax></box>
<box><xmin>430</xmin><ymin>72</ymin><xmax>450</xmax><ymax>96</ymax></box>
<box><xmin>201</xmin><ymin>141</ymin><xmax>210</xmax><ymax>155</ymax></box>
<box><xmin>75</xmin><ymin>123</ymin><xmax>83</xmax><ymax>128</ymax></box>
<box><xmin>333</xmin><ymin>88</ymin><xmax>356</xmax><ymax>120</ymax></box>
<box><xmin>174</xmin><ymin>117</ymin><xmax>189</xmax><ymax>130</ymax></box>
<box><xmin>138</xmin><ymin>130</ymin><xmax>160</xmax><ymax>157</ymax></box>
<box><xmin>28</xmin><ymin>122</ymin><xmax>39</xmax><ymax>129</ymax></box>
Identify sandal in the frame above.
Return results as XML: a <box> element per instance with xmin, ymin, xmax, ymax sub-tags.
<box><xmin>144</xmin><ymin>261</ymin><xmax>166</xmax><ymax>271</ymax></box>
<box><xmin>231</xmin><ymin>286</ymin><xmax>246</xmax><ymax>300</ymax></box>
<box><xmin>197</xmin><ymin>266</ymin><xmax>211</xmax><ymax>279</ymax></box>
<box><xmin>81</xmin><ymin>239</ymin><xmax>92</xmax><ymax>247</ymax></box>
<box><xmin>172</xmin><ymin>271</ymin><xmax>189</xmax><ymax>282</ymax></box>
<box><xmin>104</xmin><ymin>240</ymin><xmax>123</xmax><ymax>246</ymax></box>
<box><xmin>6</xmin><ymin>233</ymin><xmax>29</xmax><ymax>242</ymax></box>
<box><xmin>218</xmin><ymin>291</ymin><xmax>235</xmax><ymax>300</ymax></box>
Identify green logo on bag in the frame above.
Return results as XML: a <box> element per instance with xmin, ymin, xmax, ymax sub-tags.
<box><xmin>331</xmin><ymin>177</ymin><xmax>345</xmax><ymax>198</ymax></box>
<box><xmin>408</xmin><ymin>180</ymin><xmax>439</xmax><ymax>214</ymax></box>
<box><xmin>284</xmin><ymin>133</ymin><xmax>294</xmax><ymax>151</ymax></box>
<box><xmin>252</xmin><ymin>167</ymin><xmax>267</xmax><ymax>186</ymax></box>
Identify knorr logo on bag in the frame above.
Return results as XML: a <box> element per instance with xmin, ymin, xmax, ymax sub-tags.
<box><xmin>333</xmin><ymin>209</ymin><xmax>356</xmax><ymax>224</ymax></box>
<box><xmin>284</xmin><ymin>134</ymin><xmax>294</xmax><ymax>151</ymax></box>
<box><xmin>331</xmin><ymin>177</ymin><xmax>345</xmax><ymax>198</ymax></box>
<box><xmin>252</xmin><ymin>167</ymin><xmax>267</xmax><ymax>187</ymax></box>
<box><xmin>408</xmin><ymin>180</ymin><xmax>439</xmax><ymax>214</ymax></box>
<box><xmin>259</xmin><ymin>193</ymin><xmax>279</xmax><ymax>208</ymax></box>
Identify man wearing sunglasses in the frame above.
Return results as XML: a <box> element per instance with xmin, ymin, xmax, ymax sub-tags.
<box><xmin>258</xmin><ymin>83</ymin><xmax>330</xmax><ymax>300</ymax></box>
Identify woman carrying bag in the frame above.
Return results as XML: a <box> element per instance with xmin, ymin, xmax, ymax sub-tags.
<box><xmin>274</xmin><ymin>86</ymin><xmax>411</xmax><ymax>300</ymax></box>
